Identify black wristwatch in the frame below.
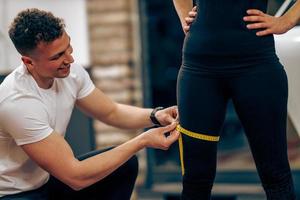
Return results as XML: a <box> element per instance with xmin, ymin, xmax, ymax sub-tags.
<box><xmin>150</xmin><ymin>107</ymin><xmax>164</xmax><ymax>126</ymax></box>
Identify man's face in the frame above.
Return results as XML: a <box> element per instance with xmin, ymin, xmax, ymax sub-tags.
<box><xmin>29</xmin><ymin>31</ymin><xmax>74</xmax><ymax>80</ymax></box>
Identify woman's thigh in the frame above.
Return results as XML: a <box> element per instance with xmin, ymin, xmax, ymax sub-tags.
<box><xmin>231</xmin><ymin>68</ymin><xmax>290</xmax><ymax>179</ymax></box>
<box><xmin>177</xmin><ymin>67</ymin><xmax>229</xmax><ymax>179</ymax></box>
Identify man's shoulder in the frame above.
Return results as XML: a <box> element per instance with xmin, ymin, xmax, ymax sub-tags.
<box><xmin>0</xmin><ymin>68</ymin><xmax>19</xmax><ymax>103</ymax></box>
<box><xmin>0</xmin><ymin>64</ymin><xmax>28</xmax><ymax>86</ymax></box>
<box><xmin>0</xmin><ymin>65</ymin><xmax>39</xmax><ymax>105</ymax></box>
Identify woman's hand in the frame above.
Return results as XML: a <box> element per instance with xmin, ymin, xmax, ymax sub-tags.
<box><xmin>183</xmin><ymin>6</ymin><xmax>197</xmax><ymax>34</ymax></box>
<box><xmin>243</xmin><ymin>9</ymin><xmax>296</xmax><ymax>36</ymax></box>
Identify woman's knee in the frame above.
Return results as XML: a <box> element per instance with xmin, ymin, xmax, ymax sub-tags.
<box><xmin>262</xmin><ymin>173</ymin><xmax>296</xmax><ymax>200</ymax></box>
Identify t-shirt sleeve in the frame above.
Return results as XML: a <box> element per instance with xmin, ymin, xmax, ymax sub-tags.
<box><xmin>74</xmin><ymin>64</ymin><xmax>95</xmax><ymax>99</ymax></box>
<box><xmin>1</xmin><ymin>98</ymin><xmax>53</xmax><ymax>146</ymax></box>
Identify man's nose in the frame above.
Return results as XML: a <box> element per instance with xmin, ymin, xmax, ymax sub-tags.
<box><xmin>64</xmin><ymin>52</ymin><xmax>74</xmax><ymax>64</ymax></box>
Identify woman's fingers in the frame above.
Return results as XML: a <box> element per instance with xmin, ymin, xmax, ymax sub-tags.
<box><xmin>243</xmin><ymin>15</ymin><xmax>265</xmax><ymax>22</ymax></box>
<box><xmin>246</xmin><ymin>9</ymin><xmax>264</xmax><ymax>16</ymax></box>
<box><xmin>185</xmin><ymin>17</ymin><xmax>195</xmax><ymax>24</ymax></box>
<box><xmin>256</xmin><ymin>29</ymin><xmax>273</xmax><ymax>36</ymax></box>
<box><xmin>246</xmin><ymin>22</ymin><xmax>268</xmax><ymax>29</ymax></box>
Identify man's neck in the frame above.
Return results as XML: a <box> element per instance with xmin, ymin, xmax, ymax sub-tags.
<box><xmin>26</xmin><ymin>68</ymin><xmax>54</xmax><ymax>89</ymax></box>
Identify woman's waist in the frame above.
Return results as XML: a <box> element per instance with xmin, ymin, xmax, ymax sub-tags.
<box><xmin>181</xmin><ymin>53</ymin><xmax>283</xmax><ymax>78</ymax></box>
<box><xmin>182</xmin><ymin>51</ymin><xmax>279</xmax><ymax>70</ymax></box>
<box><xmin>183</xmin><ymin>28</ymin><xmax>275</xmax><ymax>56</ymax></box>
<box><xmin>183</xmin><ymin>34</ymin><xmax>277</xmax><ymax>57</ymax></box>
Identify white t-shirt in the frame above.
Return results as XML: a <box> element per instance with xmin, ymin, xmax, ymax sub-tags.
<box><xmin>0</xmin><ymin>63</ymin><xmax>95</xmax><ymax>197</ymax></box>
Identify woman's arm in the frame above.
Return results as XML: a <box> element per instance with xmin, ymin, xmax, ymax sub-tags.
<box><xmin>283</xmin><ymin>0</ymin><xmax>300</xmax><ymax>26</ymax></box>
<box><xmin>244</xmin><ymin>0</ymin><xmax>300</xmax><ymax>36</ymax></box>
<box><xmin>173</xmin><ymin>0</ymin><xmax>194</xmax><ymax>33</ymax></box>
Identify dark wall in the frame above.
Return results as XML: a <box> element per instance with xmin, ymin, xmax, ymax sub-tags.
<box><xmin>140</xmin><ymin>0</ymin><xmax>185</xmax><ymax>108</ymax></box>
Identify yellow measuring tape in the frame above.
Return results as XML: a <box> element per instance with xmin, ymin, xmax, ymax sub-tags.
<box><xmin>176</xmin><ymin>125</ymin><xmax>220</xmax><ymax>175</ymax></box>
<box><xmin>176</xmin><ymin>125</ymin><xmax>220</xmax><ymax>142</ymax></box>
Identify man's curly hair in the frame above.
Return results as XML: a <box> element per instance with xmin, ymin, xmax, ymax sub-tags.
<box><xmin>8</xmin><ymin>8</ymin><xmax>65</xmax><ymax>55</ymax></box>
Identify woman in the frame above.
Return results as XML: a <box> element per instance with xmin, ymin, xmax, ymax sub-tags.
<box><xmin>173</xmin><ymin>0</ymin><xmax>300</xmax><ymax>199</ymax></box>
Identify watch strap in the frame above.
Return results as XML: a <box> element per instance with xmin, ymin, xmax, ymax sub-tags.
<box><xmin>150</xmin><ymin>107</ymin><xmax>164</xmax><ymax>126</ymax></box>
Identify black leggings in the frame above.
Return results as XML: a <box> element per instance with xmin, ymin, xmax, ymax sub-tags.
<box><xmin>0</xmin><ymin>148</ymin><xmax>138</xmax><ymax>200</ymax></box>
<box><xmin>177</xmin><ymin>64</ymin><xmax>296</xmax><ymax>200</ymax></box>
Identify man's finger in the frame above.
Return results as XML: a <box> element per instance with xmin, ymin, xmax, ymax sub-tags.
<box><xmin>161</xmin><ymin>122</ymin><xmax>177</xmax><ymax>133</ymax></box>
<box><xmin>161</xmin><ymin>115</ymin><xmax>175</xmax><ymax>125</ymax></box>
<box><xmin>165</xmin><ymin>130</ymin><xmax>180</xmax><ymax>145</ymax></box>
<box><xmin>174</xmin><ymin>109</ymin><xmax>179</xmax><ymax>122</ymax></box>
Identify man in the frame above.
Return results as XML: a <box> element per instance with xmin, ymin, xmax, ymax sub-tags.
<box><xmin>0</xmin><ymin>8</ymin><xmax>179</xmax><ymax>199</ymax></box>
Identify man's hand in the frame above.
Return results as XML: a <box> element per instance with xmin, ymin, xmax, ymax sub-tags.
<box><xmin>155</xmin><ymin>106</ymin><xmax>178</xmax><ymax>126</ymax></box>
<box><xmin>243</xmin><ymin>9</ymin><xmax>296</xmax><ymax>36</ymax></box>
<box><xmin>183</xmin><ymin>6</ymin><xmax>197</xmax><ymax>34</ymax></box>
<box><xmin>139</xmin><ymin>122</ymin><xmax>180</xmax><ymax>150</ymax></box>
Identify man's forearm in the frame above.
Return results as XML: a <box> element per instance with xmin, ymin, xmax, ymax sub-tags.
<box><xmin>104</xmin><ymin>103</ymin><xmax>153</xmax><ymax>129</ymax></box>
<box><xmin>173</xmin><ymin>0</ymin><xmax>193</xmax><ymax>28</ymax></box>
<box><xmin>73</xmin><ymin>136</ymin><xmax>144</xmax><ymax>190</ymax></box>
<box><xmin>71</xmin><ymin>122</ymin><xmax>178</xmax><ymax>190</ymax></box>
<box><xmin>22</xmin><ymin>123</ymin><xmax>178</xmax><ymax>191</ymax></box>
<box><xmin>22</xmin><ymin>131</ymin><xmax>145</xmax><ymax>191</ymax></box>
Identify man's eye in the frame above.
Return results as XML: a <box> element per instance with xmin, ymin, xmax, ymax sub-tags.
<box><xmin>51</xmin><ymin>54</ymin><xmax>62</xmax><ymax>60</ymax></box>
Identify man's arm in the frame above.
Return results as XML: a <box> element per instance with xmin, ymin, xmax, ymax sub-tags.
<box><xmin>173</xmin><ymin>0</ymin><xmax>194</xmax><ymax>33</ymax></box>
<box><xmin>76</xmin><ymin>88</ymin><xmax>177</xmax><ymax>129</ymax></box>
<box><xmin>21</xmin><ymin>123</ymin><xmax>179</xmax><ymax>191</ymax></box>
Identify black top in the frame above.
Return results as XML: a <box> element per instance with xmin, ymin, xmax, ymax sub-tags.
<box><xmin>183</xmin><ymin>0</ymin><xmax>278</xmax><ymax>68</ymax></box>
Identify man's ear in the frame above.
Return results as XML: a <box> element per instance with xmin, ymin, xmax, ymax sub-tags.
<box><xmin>21</xmin><ymin>56</ymin><xmax>34</xmax><ymax>70</ymax></box>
